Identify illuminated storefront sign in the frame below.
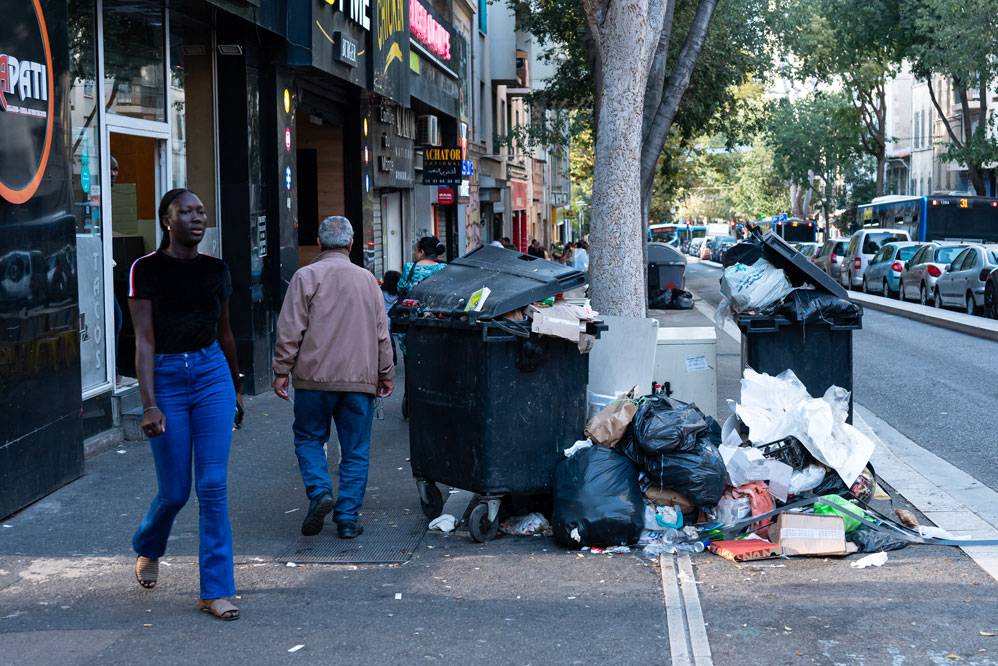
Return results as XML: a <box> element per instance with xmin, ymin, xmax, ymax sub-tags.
<box><xmin>0</xmin><ymin>0</ymin><xmax>55</xmax><ymax>204</ymax></box>
<box><xmin>409</xmin><ymin>0</ymin><xmax>450</xmax><ymax>60</ymax></box>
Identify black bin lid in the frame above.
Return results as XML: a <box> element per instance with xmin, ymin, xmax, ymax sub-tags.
<box><xmin>405</xmin><ymin>245</ymin><xmax>588</xmax><ymax>317</ymax></box>
<box><xmin>755</xmin><ymin>230</ymin><xmax>849</xmax><ymax>298</ymax></box>
<box><xmin>647</xmin><ymin>242</ymin><xmax>687</xmax><ymax>266</ymax></box>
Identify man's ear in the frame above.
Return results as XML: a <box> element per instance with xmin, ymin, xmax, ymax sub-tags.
<box><xmin>349</xmin><ymin>238</ymin><xmax>355</xmax><ymax>253</ymax></box>
<box><xmin>316</xmin><ymin>237</ymin><xmax>321</xmax><ymax>247</ymax></box>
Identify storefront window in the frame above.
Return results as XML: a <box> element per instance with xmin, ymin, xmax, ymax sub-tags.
<box><xmin>102</xmin><ymin>0</ymin><xmax>166</xmax><ymax>122</ymax></box>
<box><xmin>169</xmin><ymin>11</ymin><xmax>219</xmax><ymax>256</ymax></box>
<box><xmin>69</xmin><ymin>0</ymin><xmax>110</xmax><ymax>393</ymax></box>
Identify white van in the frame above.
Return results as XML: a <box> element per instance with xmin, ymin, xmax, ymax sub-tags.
<box><xmin>839</xmin><ymin>229</ymin><xmax>911</xmax><ymax>290</ymax></box>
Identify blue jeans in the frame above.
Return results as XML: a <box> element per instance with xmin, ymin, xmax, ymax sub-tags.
<box><xmin>132</xmin><ymin>342</ymin><xmax>236</xmax><ymax>600</ymax></box>
<box><xmin>292</xmin><ymin>390</ymin><xmax>375</xmax><ymax>523</ymax></box>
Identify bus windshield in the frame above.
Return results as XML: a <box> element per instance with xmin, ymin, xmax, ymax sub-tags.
<box><xmin>781</xmin><ymin>223</ymin><xmax>816</xmax><ymax>243</ymax></box>
<box><xmin>927</xmin><ymin>206</ymin><xmax>998</xmax><ymax>243</ymax></box>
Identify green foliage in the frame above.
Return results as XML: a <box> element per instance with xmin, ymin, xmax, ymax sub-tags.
<box><xmin>766</xmin><ymin>92</ymin><xmax>861</xmax><ymax>223</ymax></box>
<box><xmin>730</xmin><ymin>142</ymin><xmax>787</xmax><ymax>219</ymax></box>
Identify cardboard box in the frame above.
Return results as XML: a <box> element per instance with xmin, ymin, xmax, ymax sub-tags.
<box><xmin>768</xmin><ymin>513</ymin><xmax>847</xmax><ymax>556</ymax></box>
<box><xmin>709</xmin><ymin>538</ymin><xmax>783</xmax><ymax>562</ymax></box>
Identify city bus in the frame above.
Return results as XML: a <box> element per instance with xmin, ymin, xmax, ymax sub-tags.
<box><xmin>856</xmin><ymin>195</ymin><xmax>998</xmax><ymax>243</ymax></box>
<box><xmin>649</xmin><ymin>222</ymin><xmax>707</xmax><ymax>247</ymax></box>
<box><xmin>757</xmin><ymin>216</ymin><xmax>818</xmax><ymax>243</ymax></box>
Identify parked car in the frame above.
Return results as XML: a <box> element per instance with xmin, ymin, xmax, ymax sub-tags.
<box><xmin>984</xmin><ymin>268</ymin><xmax>998</xmax><ymax>319</ymax></box>
<box><xmin>862</xmin><ymin>241</ymin><xmax>923</xmax><ymax>297</ymax></box>
<box><xmin>689</xmin><ymin>237</ymin><xmax>705</xmax><ymax>257</ymax></box>
<box><xmin>795</xmin><ymin>242</ymin><xmax>820</xmax><ymax>261</ymax></box>
<box><xmin>840</xmin><ymin>229</ymin><xmax>911</xmax><ymax>290</ymax></box>
<box><xmin>700</xmin><ymin>236</ymin><xmax>719</xmax><ymax>260</ymax></box>
<box><xmin>708</xmin><ymin>235</ymin><xmax>737</xmax><ymax>262</ymax></box>
<box><xmin>813</xmin><ymin>238</ymin><xmax>849</xmax><ymax>281</ymax></box>
<box><xmin>899</xmin><ymin>242</ymin><xmax>968</xmax><ymax>305</ymax></box>
<box><xmin>932</xmin><ymin>244</ymin><xmax>998</xmax><ymax>314</ymax></box>
<box><xmin>717</xmin><ymin>238</ymin><xmax>738</xmax><ymax>264</ymax></box>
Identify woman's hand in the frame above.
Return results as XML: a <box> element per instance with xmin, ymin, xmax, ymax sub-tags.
<box><xmin>142</xmin><ymin>407</ymin><xmax>166</xmax><ymax>438</ymax></box>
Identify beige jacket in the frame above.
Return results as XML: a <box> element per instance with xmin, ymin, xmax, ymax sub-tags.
<box><xmin>273</xmin><ymin>250</ymin><xmax>394</xmax><ymax>394</ymax></box>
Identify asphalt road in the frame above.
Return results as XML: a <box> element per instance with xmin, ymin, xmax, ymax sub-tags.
<box><xmin>685</xmin><ymin>258</ymin><xmax>998</xmax><ymax>493</ymax></box>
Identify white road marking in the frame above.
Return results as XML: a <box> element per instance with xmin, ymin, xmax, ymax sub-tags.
<box><xmin>660</xmin><ymin>553</ymin><xmax>713</xmax><ymax>666</ymax></box>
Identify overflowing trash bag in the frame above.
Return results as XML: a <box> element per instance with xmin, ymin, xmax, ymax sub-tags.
<box><xmin>720</xmin><ymin>259</ymin><xmax>795</xmax><ymax>313</ymax></box>
<box><xmin>551</xmin><ymin>446</ymin><xmax>644</xmax><ymax>549</ymax></box>
<box><xmin>619</xmin><ymin>409</ymin><xmax>727</xmax><ymax>509</ymax></box>
<box><xmin>722</xmin><ymin>239</ymin><xmax>763</xmax><ymax>268</ymax></box>
<box><xmin>649</xmin><ymin>288</ymin><xmax>695</xmax><ymax>310</ymax></box>
<box><xmin>632</xmin><ymin>395</ymin><xmax>708</xmax><ymax>456</ymax></box>
<box><xmin>765</xmin><ymin>289</ymin><xmax>863</xmax><ymax>326</ymax></box>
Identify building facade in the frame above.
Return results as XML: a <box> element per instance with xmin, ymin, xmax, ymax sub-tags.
<box><xmin>1</xmin><ymin>0</ymin><xmax>572</xmax><ymax>518</ymax></box>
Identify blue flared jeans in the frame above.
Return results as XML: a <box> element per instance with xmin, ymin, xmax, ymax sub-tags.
<box><xmin>132</xmin><ymin>341</ymin><xmax>236</xmax><ymax>600</ymax></box>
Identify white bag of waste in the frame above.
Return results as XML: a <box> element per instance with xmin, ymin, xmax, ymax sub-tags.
<box><xmin>720</xmin><ymin>259</ymin><xmax>794</xmax><ymax>313</ymax></box>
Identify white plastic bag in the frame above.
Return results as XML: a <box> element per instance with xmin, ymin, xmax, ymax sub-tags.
<box><xmin>499</xmin><ymin>512</ymin><xmax>552</xmax><ymax>536</ymax></box>
<box><xmin>720</xmin><ymin>259</ymin><xmax>794</xmax><ymax>313</ymax></box>
<box><xmin>733</xmin><ymin>368</ymin><xmax>875</xmax><ymax>487</ymax></box>
<box><xmin>789</xmin><ymin>463</ymin><xmax>827</xmax><ymax>494</ymax></box>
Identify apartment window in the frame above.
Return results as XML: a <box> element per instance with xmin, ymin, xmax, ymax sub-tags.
<box><xmin>927</xmin><ymin>176</ymin><xmax>932</xmax><ymax>196</ymax></box>
<box><xmin>913</xmin><ymin>111</ymin><xmax>919</xmax><ymax>149</ymax></box>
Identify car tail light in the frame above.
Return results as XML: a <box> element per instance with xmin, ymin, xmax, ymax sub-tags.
<box><xmin>927</xmin><ymin>265</ymin><xmax>942</xmax><ymax>278</ymax></box>
<box><xmin>890</xmin><ymin>261</ymin><xmax>904</xmax><ymax>272</ymax></box>
<box><xmin>830</xmin><ymin>253</ymin><xmax>838</xmax><ymax>264</ymax></box>
<box><xmin>980</xmin><ymin>269</ymin><xmax>992</xmax><ymax>282</ymax></box>
<box><xmin>854</xmin><ymin>257</ymin><xmax>862</xmax><ymax>269</ymax></box>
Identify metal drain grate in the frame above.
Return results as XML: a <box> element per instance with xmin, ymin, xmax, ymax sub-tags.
<box><xmin>275</xmin><ymin>509</ymin><xmax>427</xmax><ymax>564</ymax></box>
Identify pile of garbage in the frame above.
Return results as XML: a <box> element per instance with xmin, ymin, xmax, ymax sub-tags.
<box><xmin>543</xmin><ymin>365</ymin><xmax>997</xmax><ymax>561</ymax></box>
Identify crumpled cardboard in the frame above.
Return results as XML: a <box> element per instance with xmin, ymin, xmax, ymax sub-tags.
<box><xmin>528</xmin><ymin>301</ymin><xmax>597</xmax><ymax>343</ymax></box>
<box><xmin>643</xmin><ymin>487</ymin><xmax>695</xmax><ymax>514</ymax></box>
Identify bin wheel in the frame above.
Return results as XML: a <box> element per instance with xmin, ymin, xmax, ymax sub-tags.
<box><xmin>420</xmin><ymin>483</ymin><xmax>444</xmax><ymax>520</ymax></box>
<box><xmin>469</xmin><ymin>503</ymin><xmax>498</xmax><ymax>543</ymax></box>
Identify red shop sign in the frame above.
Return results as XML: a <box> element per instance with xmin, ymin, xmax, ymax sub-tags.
<box><xmin>437</xmin><ymin>187</ymin><xmax>454</xmax><ymax>205</ymax></box>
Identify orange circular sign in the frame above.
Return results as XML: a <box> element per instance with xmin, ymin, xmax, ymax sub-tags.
<box><xmin>0</xmin><ymin>0</ymin><xmax>55</xmax><ymax>204</ymax></box>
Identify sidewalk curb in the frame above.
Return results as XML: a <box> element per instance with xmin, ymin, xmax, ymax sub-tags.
<box><xmin>849</xmin><ymin>291</ymin><xmax>998</xmax><ymax>342</ymax></box>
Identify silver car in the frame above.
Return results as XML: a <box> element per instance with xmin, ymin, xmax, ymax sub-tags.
<box><xmin>899</xmin><ymin>242</ymin><xmax>968</xmax><ymax>306</ymax></box>
<box><xmin>813</xmin><ymin>238</ymin><xmax>849</xmax><ymax>281</ymax></box>
<box><xmin>840</xmin><ymin>229</ymin><xmax>910</xmax><ymax>290</ymax></box>
<box><xmin>933</xmin><ymin>244</ymin><xmax>998</xmax><ymax>315</ymax></box>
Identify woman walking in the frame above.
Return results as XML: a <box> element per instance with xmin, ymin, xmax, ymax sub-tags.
<box><xmin>129</xmin><ymin>188</ymin><xmax>243</xmax><ymax>621</ymax></box>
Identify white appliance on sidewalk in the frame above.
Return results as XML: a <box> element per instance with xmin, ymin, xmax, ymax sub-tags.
<box><xmin>653</xmin><ymin>326</ymin><xmax>717</xmax><ymax>420</ymax></box>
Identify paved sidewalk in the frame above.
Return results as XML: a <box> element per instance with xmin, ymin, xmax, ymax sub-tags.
<box><xmin>0</xmin><ymin>376</ymin><xmax>669</xmax><ymax>666</ymax></box>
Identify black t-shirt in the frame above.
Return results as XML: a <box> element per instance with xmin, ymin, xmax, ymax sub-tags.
<box><xmin>128</xmin><ymin>251</ymin><xmax>232</xmax><ymax>354</ymax></box>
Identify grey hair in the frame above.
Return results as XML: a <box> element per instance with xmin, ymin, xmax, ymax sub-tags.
<box><xmin>318</xmin><ymin>216</ymin><xmax>353</xmax><ymax>250</ymax></box>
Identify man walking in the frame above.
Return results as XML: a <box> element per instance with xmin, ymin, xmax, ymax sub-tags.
<box><xmin>273</xmin><ymin>216</ymin><xmax>394</xmax><ymax>538</ymax></box>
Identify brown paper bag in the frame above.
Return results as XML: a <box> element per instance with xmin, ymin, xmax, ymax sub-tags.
<box><xmin>584</xmin><ymin>399</ymin><xmax>638</xmax><ymax>447</ymax></box>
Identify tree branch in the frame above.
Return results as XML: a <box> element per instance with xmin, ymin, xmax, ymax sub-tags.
<box><xmin>642</xmin><ymin>0</ymin><xmax>675</xmax><ymax>144</ymax></box>
<box><xmin>639</xmin><ymin>0</ymin><xmax>719</xmax><ymax>205</ymax></box>
<box><xmin>928</xmin><ymin>77</ymin><xmax>962</xmax><ymax>148</ymax></box>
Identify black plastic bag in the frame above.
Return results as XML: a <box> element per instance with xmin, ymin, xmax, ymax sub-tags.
<box><xmin>551</xmin><ymin>446</ymin><xmax>644</xmax><ymax>549</ymax></box>
<box><xmin>633</xmin><ymin>395</ymin><xmax>708</xmax><ymax>456</ymax></box>
<box><xmin>617</xmin><ymin>416</ymin><xmax>726</xmax><ymax>508</ymax></box>
<box><xmin>768</xmin><ymin>289</ymin><xmax>863</xmax><ymax>325</ymax></box>
<box><xmin>649</xmin><ymin>288</ymin><xmax>695</xmax><ymax>310</ymax></box>
<box><xmin>641</xmin><ymin>442</ymin><xmax>727</xmax><ymax>508</ymax></box>
<box><xmin>723</xmin><ymin>240</ymin><xmax>763</xmax><ymax>268</ymax></box>
<box><xmin>848</xmin><ymin>526</ymin><xmax>909</xmax><ymax>553</ymax></box>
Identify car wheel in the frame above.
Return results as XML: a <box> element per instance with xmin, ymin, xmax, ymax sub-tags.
<box><xmin>862</xmin><ymin>278</ymin><xmax>869</xmax><ymax>294</ymax></box>
<box><xmin>920</xmin><ymin>283</ymin><xmax>928</xmax><ymax>306</ymax></box>
<box><xmin>934</xmin><ymin>287</ymin><xmax>943</xmax><ymax>309</ymax></box>
<box><xmin>898</xmin><ymin>280</ymin><xmax>906</xmax><ymax>301</ymax></box>
<box><xmin>883</xmin><ymin>279</ymin><xmax>890</xmax><ymax>298</ymax></box>
<box><xmin>986</xmin><ymin>284</ymin><xmax>998</xmax><ymax>319</ymax></box>
<box><xmin>966</xmin><ymin>293</ymin><xmax>980</xmax><ymax>316</ymax></box>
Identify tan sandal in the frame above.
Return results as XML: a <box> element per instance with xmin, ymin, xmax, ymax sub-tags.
<box><xmin>135</xmin><ymin>556</ymin><xmax>159</xmax><ymax>589</ymax></box>
<box><xmin>198</xmin><ymin>597</ymin><xmax>240</xmax><ymax>621</ymax></box>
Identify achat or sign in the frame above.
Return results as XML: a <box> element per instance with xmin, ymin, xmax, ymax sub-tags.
<box><xmin>0</xmin><ymin>0</ymin><xmax>55</xmax><ymax>204</ymax></box>
<box><xmin>422</xmin><ymin>146</ymin><xmax>461</xmax><ymax>185</ymax></box>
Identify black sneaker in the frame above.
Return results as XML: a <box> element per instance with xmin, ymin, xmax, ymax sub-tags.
<box><xmin>301</xmin><ymin>492</ymin><xmax>335</xmax><ymax>536</ymax></box>
<box><xmin>337</xmin><ymin>521</ymin><xmax>364</xmax><ymax>539</ymax></box>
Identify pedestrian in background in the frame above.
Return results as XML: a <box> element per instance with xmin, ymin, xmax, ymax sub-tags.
<box><xmin>381</xmin><ymin>269</ymin><xmax>401</xmax><ymax>367</ymax></box>
<box><xmin>572</xmin><ymin>240</ymin><xmax>590</xmax><ymax>272</ymax></box>
<box><xmin>527</xmin><ymin>239</ymin><xmax>543</xmax><ymax>257</ymax></box>
<box><xmin>273</xmin><ymin>216</ymin><xmax>394</xmax><ymax>540</ymax></box>
<box><xmin>128</xmin><ymin>188</ymin><xmax>243</xmax><ymax>621</ymax></box>
<box><xmin>397</xmin><ymin>236</ymin><xmax>447</xmax><ymax>418</ymax></box>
